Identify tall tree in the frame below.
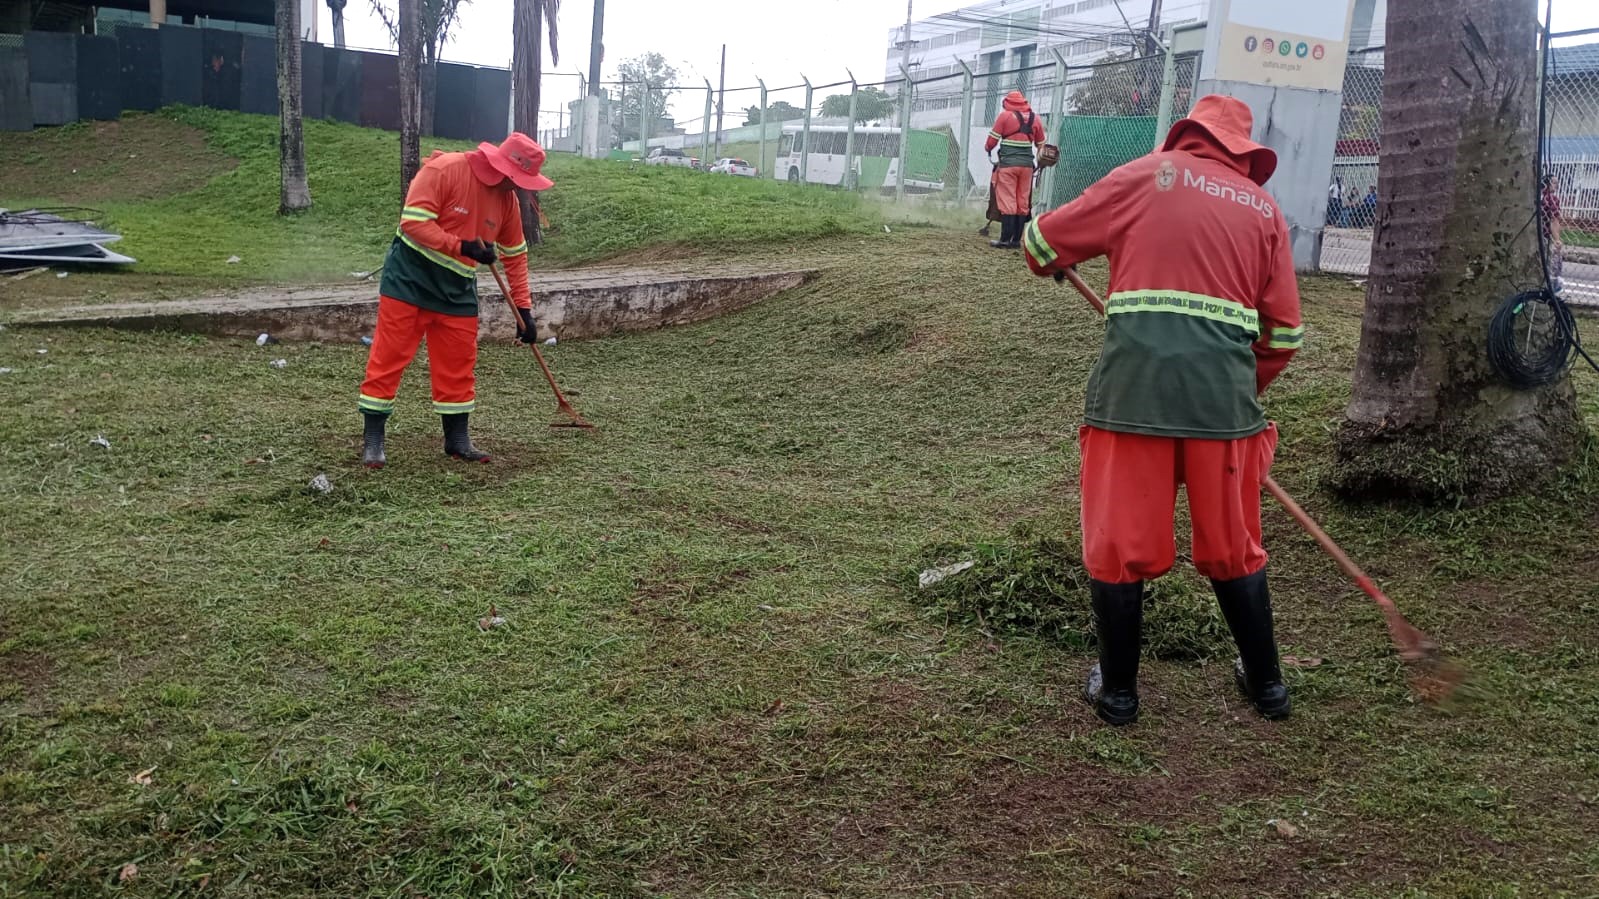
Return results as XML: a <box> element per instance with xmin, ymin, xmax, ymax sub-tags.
<box><xmin>327</xmin><ymin>0</ymin><xmax>347</xmax><ymax>48</ymax></box>
<box><xmin>276</xmin><ymin>0</ymin><xmax>311</xmax><ymax>213</ymax></box>
<box><xmin>1333</xmin><ymin>0</ymin><xmax>1584</xmax><ymax>501</ymax></box>
<box><xmin>1067</xmin><ymin>50</ymin><xmax>1162</xmax><ymax>116</ymax></box>
<box><xmin>614</xmin><ymin>52</ymin><xmax>677</xmax><ymax>142</ymax></box>
<box><xmin>820</xmin><ymin>86</ymin><xmax>895</xmax><ymax>123</ymax></box>
<box><xmin>398</xmin><ymin>0</ymin><xmax>422</xmax><ymax>193</ymax></box>
<box><xmin>512</xmin><ymin>0</ymin><xmax>559</xmax><ymax>240</ymax></box>
<box><xmin>370</xmin><ymin>0</ymin><xmax>470</xmax><ymax>135</ymax></box>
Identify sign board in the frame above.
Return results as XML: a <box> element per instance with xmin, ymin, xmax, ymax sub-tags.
<box><xmin>1202</xmin><ymin>0</ymin><xmax>1357</xmax><ymax>92</ymax></box>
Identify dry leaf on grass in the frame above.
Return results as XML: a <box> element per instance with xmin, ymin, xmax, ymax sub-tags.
<box><xmin>129</xmin><ymin>765</ymin><xmax>156</xmax><ymax>786</ymax></box>
<box><xmin>1282</xmin><ymin>656</ymin><xmax>1325</xmax><ymax>669</ymax></box>
<box><xmin>1270</xmin><ymin>818</ymin><xmax>1300</xmax><ymax>838</ymax></box>
<box><xmin>118</xmin><ymin>862</ymin><xmax>139</xmax><ymax>882</ymax></box>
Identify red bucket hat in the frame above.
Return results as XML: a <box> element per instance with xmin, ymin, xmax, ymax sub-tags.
<box><xmin>1162</xmin><ymin>94</ymin><xmax>1277</xmax><ymax>186</ymax></box>
<box><xmin>476</xmin><ymin>132</ymin><xmax>555</xmax><ymax>191</ymax></box>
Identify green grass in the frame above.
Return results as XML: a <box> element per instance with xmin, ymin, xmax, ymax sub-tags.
<box><xmin>3</xmin><ymin>229</ymin><xmax>1598</xmax><ymax>895</ymax></box>
<box><xmin>0</xmin><ymin>108</ymin><xmax>881</xmax><ymax>286</ymax></box>
<box><xmin>1565</xmin><ymin>227</ymin><xmax>1598</xmax><ymax>249</ymax></box>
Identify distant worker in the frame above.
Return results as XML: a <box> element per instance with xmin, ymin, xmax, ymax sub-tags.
<box><xmin>356</xmin><ymin>133</ymin><xmax>554</xmax><ymax>468</ymax></box>
<box><xmin>984</xmin><ymin>90</ymin><xmax>1047</xmax><ymax>249</ymax></box>
<box><xmin>1021</xmin><ymin>95</ymin><xmax>1303</xmax><ymax>726</ymax></box>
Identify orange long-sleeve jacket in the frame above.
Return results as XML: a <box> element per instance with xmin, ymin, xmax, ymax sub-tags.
<box><xmin>378</xmin><ymin>149</ymin><xmax>533</xmax><ymax>316</ymax></box>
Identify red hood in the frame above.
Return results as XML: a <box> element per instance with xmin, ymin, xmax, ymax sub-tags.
<box><xmin>1002</xmin><ymin>91</ymin><xmax>1032</xmax><ymax>115</ymax></box>
<box><xmin>1171</xmin><ymin>131</ymin><xmax>1253</xmax><ymax>181</ymax></box>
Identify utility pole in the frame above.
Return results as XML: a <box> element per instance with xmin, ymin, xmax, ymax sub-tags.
<box><xmin>587</xmin><ymin>0</ymin><xmax>604</xmax><ymax>95</ymax></box>
<box><xmin>1145</xmin><ymin>0</ymin><xmax>1164</xmax><ymax>55</ymax></box>
<box><xmin>714</xmin><ymin>43</ymin><xmax>727</xmax><ymax>160</ymax></box>
<box><xmin>895</xmin><ymin>0</ymin><xmax>913</xmax><ymax>202</ymax></box>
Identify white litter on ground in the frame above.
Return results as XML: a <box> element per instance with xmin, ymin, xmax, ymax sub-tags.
<box><xmin>226</xmin><ymin>255</ymin><xmax>241</xmax><ymax>265</ymax></box>
<box><xmin>308</xmin><ymin>473</ymin><xmax>333</xmax><ymax>494</ymax></box>
<box><xmin>360</xmin><ymin>336</ymin><xmax>373</xmax><ymax>346</ymax></box>
<box><xmin>256</xmin><ymin>333</ymin><xmax>271</xmax><ymax>346</ymax></box>
<box><xmin>543</xmin><ymin>336</ymin><xmax>557</xmax><ymax>346</ymax></box>
<box><xmin>90</xmin><ymin>435</ymin><xmax>111</xmax><ymax>449</ymax></box>
<box><xmin>0</xmin><ymin>368</ymin><xmax>12</xmax><ymax>374</ymax></box>
<box><xmin>269</xmin><ymin>359</ymin><xmax>287</xmax><ymax>369</ymax></box>
<box><xmin>56</xmin><ymin>271</ymin><xmax>69</xmax><ymax>279</ymax></box>
<box><xmin>918</xmin><ymin>560</ymin><xmax>976</xmax><ymax>589</ymax></box>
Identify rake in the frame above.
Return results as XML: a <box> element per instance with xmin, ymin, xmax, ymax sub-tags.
<box><xmin>1055</xmin><ymin>267</ymin><xmax>1463</xmax><ymax>704</ymax></box>
<box><xmin>488</xmin><ymin>260</ymin><xmax>595</xmax><ymax>430</ymax></box>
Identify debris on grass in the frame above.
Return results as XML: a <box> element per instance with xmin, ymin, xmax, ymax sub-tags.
<box><xmin>478</xmin><ymin>603</ymin><xmax>507</xmax><ymax>631</ymax></box>
<box><xmin>35</xmin><ymin>348</ymin><xmax>47</xmax><ymax>354</ymax></box>
<box><xmin>544</xmin><ymin>336</ymin><xmax>557</xmax><ymax>346</ymax></box>
<box><xmin>256</xmin><ymin>333</ymin><xmax>272</xmax><ymax>346</ymax></box>
<box><xmin>226</xmin><ymin>255</ymin><xmax>241</xmax><ymax>265</ymax></box>
<box><xmin>55</xmin><ymin>271</ymin><xmax>68</xmax><ymax>279</ymax></box>
<box><xmin>270</xmin><ymin>359</ymin><xmax>287</xmax><ymax>369</ymax></box>
<box><xmin>918</xmin><ymin>560</ymin><xmax>976</xmax><ymax>588</ymax></box>
<box><xmin>308</xmin><ymin>473</ymin><xmax>333</xmax><ymax>495</ymax></box>
<box><xmin>0</xmin><ymin>368</ymin><xmax>12</xmax><ymax>375</ymax></box>
<box><xmin>118</xmin><ymin>862</ymin><xmax>139</xmax><ymax>883</ymax></box>
<box><xmin>90</xmin><ymin>434</ymin><xmax>111</xmax><ymax>449</ymax></box>
<box><xmin>1282</xmin><ymin>655</ymin><xmax>1325</xmax><ymax>669</ymax></box>
<box><xmin>1269</xmin><ymin>818</ymin><xmax>1301</xmax><ymax>839</ymax></box>
<box><xmin>129</xmin><ymin>765</ymin><xmax>156</xmax><ymax>786</ymax></box>
<box><xmin>912</xmin><ymin>520</ymin><xmax>1231</xmax><ymax>660</ymax></box>
<box><xmin>360</xmin><ymin>336</ymin><xmax>373</xmax><ymax>346</ymax></box>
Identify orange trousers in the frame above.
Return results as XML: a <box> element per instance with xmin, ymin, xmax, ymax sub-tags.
<box><xmin>992</xmin><ymin>165</ymin><xmax>1034</xmax><ymax>216</ymax></box>
<box><xmin>1079</xmin><ymin>424</ymin><xmax>1278</xmax><ymax>584</ymax></box>
<box><xmin>357</xmin><ymin>295</ymin><xmax>479</xmax><ymax>416</ymax></box>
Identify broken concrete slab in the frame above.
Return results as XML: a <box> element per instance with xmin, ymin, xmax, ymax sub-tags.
<box><xmin>7</xmin><ymin>265</ymin><xmax>817</xmax><ymax>343</ymax></box>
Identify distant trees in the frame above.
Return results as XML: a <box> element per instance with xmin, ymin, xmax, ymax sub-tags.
<box><xmin>615</xmin><ymin>52</ymin><xmax>679</xmax><ymax>142</ymax></box>
<box><xmin>820</xmin><ymin>86</ymin><xmax>894</xmax><ymax>122</ymax></box>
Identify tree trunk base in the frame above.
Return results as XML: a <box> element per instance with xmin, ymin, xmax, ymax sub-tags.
<box><xmin>1330</xmin><ymin>392</ymin><xmax>1588</xmax><ymax>504</ymax></box>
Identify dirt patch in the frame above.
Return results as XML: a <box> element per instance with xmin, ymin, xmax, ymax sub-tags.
<box><xmin>0</xmin><ymin>650</ymin><xmax>54</xmax><ymax>710</ymax></box>
<box><xmin>0</xmin><ymin>115</ymin><xmax>237</xmax><ymax>205</ymax></box>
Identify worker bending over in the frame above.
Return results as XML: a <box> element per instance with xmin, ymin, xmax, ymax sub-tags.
<box><xmin>356</xmin><ymin>133</ymin><xmax>554</xmax><ymax>467</ymax></box>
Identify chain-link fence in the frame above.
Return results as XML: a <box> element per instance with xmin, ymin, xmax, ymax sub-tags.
<box><xmin>598</xmin><ymin>42</ymin><xmax>1202</xmax><ymax>218</ymax></box>
<box><xmin>1544</xmin><ymin>33</ymin><xmax>1599</xmax><ymax>305</ymax></box>
<box><xmin>1318</xmin><ymin>46</ymin><xmax>1384</xmax><ymax>278</ymax></box>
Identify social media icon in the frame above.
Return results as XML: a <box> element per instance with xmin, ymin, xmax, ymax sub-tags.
<box><xmin>1279</xmin><ymin>40</ymin><xmax>1292</xmax><ymax>56</ymax></box>
<box><xmin>1263</xmin><ymin>38</ymin><xmax>1275</xmax><ymax>53</ymax></box>
<box><xmin>1312</xmin><ymin>44</ymin><xmax>1326</xmax><ymax>60</ymax></box>
<box><xmin>1296</xmin><ymin>42</ymin><xmax>1310</xmax><ymax>58</ymax></box>
<box><xmin>1245</xmin><ymin>36</ymin><xmax>1258</xmax><ymax>52</ymax></box>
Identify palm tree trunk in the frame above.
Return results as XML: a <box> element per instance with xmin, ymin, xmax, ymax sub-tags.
<box><xmin>511</xmin><ymin>0</ymin><xmax>542</xmax><ymax>242</ymax></box>
<box><xmin>328</xmin><ymin>0</ymin><xmax>347</xmax><ymax>49</ymax></box>
<box><xmin>398</xmin><ymin>0</ymin><xmax>422</xmax><ymax>195</ymax></box>
<box><xmin>276</xmin><ymin>0</ymin><xmax>311</xmax><ymax>213</ymax></box>
<box><xmin>1333</xmin><ymin>0</ymin><xmax>1583</xmax><ymax>502</ymax></box>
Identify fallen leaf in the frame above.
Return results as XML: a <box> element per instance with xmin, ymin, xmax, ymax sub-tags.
<box><xmin>764</xmin><ymin>699</ymin><xmax>785</xmax><ymax>717</ymax></box>
<box><xmin>129</xmin><ymin>765</ymin><xmax>156</xmax><ymax>786</ymax></box>
<box><xmin>318</xmin><ymin>537</ymin><xmax>331</xmax><ymax>548</ymax></box>
<box><xmin>119</xmin><ymin>862</ymin><xmax>139</xmax><ymax>882</ymax></box>
<box><xmin>1271</xmin><ymin>818</ymin><xmax>1300</xmax><ymax>838</ymax></box>
<box><xmin>346</xmin><ymin>800</ymin><xmax>359</xmax><ymax>813</ymax></box>
<box><xmin>199</xmin><ymin>874</ymin><xmax>210</xmax><ymax>889</ymax></box>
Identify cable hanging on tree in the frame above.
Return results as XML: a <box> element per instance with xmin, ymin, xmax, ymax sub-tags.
<box><xmin>1487</xmin><ymin>6</ymin><xmax>1599</xmax><ymax>388</ymax></box>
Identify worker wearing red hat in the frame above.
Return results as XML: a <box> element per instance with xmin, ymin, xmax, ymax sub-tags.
<box><xmin>1021</xmin><ymin>95</ymin><xmax>1304</xmax><ymax>726</ymax></box>
<box><xmin>984</xmin><ymin>90</ymin><xmax>1047</xmax><ymax>249</ymax></box>
<box><xmin>357</xmin><ymin>132</ymin><xmax>555</xmax><ymax>467</ymax></box>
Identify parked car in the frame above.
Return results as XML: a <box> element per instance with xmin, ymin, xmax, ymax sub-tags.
<box><xmin>709</xmin><ymin>158</ymin><xmax>758</xmax><ymax>177</ymax></box>
<box><xmin>643</xmin><ymin>147</ymin><xmax>700</xmax><ymax>169</ymax></box>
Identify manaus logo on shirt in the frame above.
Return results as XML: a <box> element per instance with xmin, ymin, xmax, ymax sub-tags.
<box><xmin>1155</xmin><ymin>160</ymin><xmax>1178</xmax><ymax>192</ymax></box>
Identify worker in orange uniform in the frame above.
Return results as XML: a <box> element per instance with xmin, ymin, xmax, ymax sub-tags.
<box><xmin>356</xmin><ymin>133</ymin><xmax>554</xmax><ymax>468</ymax></box>
<box><xmin>1021</xmin><ymin>95</ymin><xmax>1304</xmax><ymax>726</ymax></box>
<box><xmin>984</xmin><ymin>90</ymin><xmax>1046</xmax><ymax>249</ymax></box>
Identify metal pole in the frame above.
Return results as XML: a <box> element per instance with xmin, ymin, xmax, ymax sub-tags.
<box><xmin>703</xmin><ymin>79</ymin><xmax>714</xmax><ymax>167</ymax></box>
<box><xmin>758</xmin><ymin>79</ymin><xmax>769</xmax><ymax>178</ymax></box>
<box><xmin>897</xmin><ymin>64</ymin><xmax>912</xmax><ymax>202</ymax></box>
<box><xmin>1153</xmin><ymin>26</ymin><xmax>1177</xmax><ymax>149</ymax></box>
<box><xmin>1044</xmin><ymin>48</ymin><xmax>1067</xmax><ymax>210</ymax></box>
<box><xmin>958</xmin><ymin>60</ymin><xmax>974</xmax><ymax>203</ymax></box>
<box><xmin>844</xmin><ymin>72</ymin><xmax>858</xmax><ymax>190</ymax></box>
<box><xmin>801</xmin><ymin>75</ymin><xmax>814</xmax><ymax>184</ymax></box>
<box><xmin>618</xmin><ymin>79</ymin><xmax>628</xmax><ymax>151</ymax></box>
<box><xmin>715</xmin><ymin>43</ymin><xmax>727</xmax><ymax>160</ymax></box>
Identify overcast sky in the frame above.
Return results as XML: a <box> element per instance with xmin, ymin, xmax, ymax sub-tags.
<box><xmin>316</xmin><ymin>0</ymin><xmax>1599</xmax><ymax>135</ymax></box>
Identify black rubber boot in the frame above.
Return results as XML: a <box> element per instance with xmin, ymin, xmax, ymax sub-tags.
<box><xmin>1085</xmin><ymin>579</ymin><xmax>1144</xmax><ymax>726</ymax></box>
<box><xmin>990</xmin><ymin>216</ymin><xmax>1012</xmax><ymax>248</ymax></box>
<box><xmin>1213</xmin><ymin>570</ymin><xmax>1292</xmax><ymax>720</ymax></box>
<box><xmin>441</xmin><ymin>412</ymin><xmax>491</xmax><ymax>463</ymax></box>
<box><xmin>361</xmin><ymin>412</ymin><xmax>387</xmax><ymax>469</ymax></box>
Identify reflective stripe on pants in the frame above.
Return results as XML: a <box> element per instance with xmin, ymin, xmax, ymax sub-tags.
<box><xmin>358</xmin><ymin>295</ymin><xmax>480</xmax><ymax>415</ymax></box>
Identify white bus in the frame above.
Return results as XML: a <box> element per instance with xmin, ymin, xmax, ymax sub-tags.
<box><xmin>773</xmin><ymin>124</ymin><xmax>949</xmax><ymax>193</ymax></box>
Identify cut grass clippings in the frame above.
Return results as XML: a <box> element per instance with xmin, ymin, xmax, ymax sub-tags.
<box><xmin>3</xmin><ymin>224</ymin><xmax>1599</xmax><ymax>896</ymax></box>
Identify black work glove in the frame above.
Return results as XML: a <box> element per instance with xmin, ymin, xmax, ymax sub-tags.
<box><xmin>460</xmin><ymin>238</ymin><xmax>497</xmax><ymax>266</ymax></box>
<box><xmin>515</xmin><ymin>307</ymin><xmax>538</xmax><ymax>344</ymax></box>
